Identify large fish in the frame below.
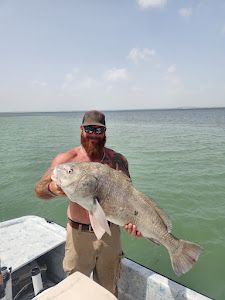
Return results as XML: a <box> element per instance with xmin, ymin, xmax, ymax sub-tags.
<box><xmin>52</xmin><ymin>162</ymin><xmax>202</xmax><ymax>276</ymax></box>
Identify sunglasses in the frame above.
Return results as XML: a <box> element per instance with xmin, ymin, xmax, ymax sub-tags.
<box><xmin>83</xmin><ymin>125</ymin><xmax>105</xmax><ymax>134</ymax></box>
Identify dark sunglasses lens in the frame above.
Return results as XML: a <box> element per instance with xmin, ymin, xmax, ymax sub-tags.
<box><xmin>95</xmin><ymin>127</ymin><xmax>104</xmax><ymax>134</ymax></box>
<box><xmin>84</xmin><ymin>126</ymin><xmax>93</xmax><ymax>133</ymax></box>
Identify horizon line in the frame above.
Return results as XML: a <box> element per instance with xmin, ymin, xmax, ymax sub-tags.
<box><xmin>0</xmin><ymin>106</ymin><xmax>225</xmax><ymax>114</ymax></box>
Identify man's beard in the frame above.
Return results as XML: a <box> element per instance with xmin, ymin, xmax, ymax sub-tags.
<box><xmin>81</xmin><ymin>133</ymin><xmax>106</xmax><ymax>159</ymax></box>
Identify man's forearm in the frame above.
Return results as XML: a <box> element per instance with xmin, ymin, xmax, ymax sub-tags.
<box><xmin>35</xmin><ymin>179</ymin><xmax>56</xmax><ymax>200</ymax></box>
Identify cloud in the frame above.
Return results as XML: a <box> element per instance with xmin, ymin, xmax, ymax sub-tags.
<box><xmin>31</xmin><ymin>80</ymin><xmax>47</xmax><ymax>87</ymax></box>
<box><xmin>130</xmin><ymin>86</ymin><xmax>144</xmax><ymax>94</ymax></box>
<box><xmin>179</xmin><ymin>7</ymin><xmax>192</xmax><ymax>19</ymax></box>
<box><xmin>65</xmin><ymin>73</ymin><xmax>75</xmax><ymax>83</ymax></box>
<box><xmin>104</xmin><ymin>68</ymin><xmax>129</xmax><ymax>82</ymax></box>
<box><xmin>105</xmin><ymin>85</ymin><xmax>113</xmax><ymax>94</ymax></box>
<box><xmin>64</xmin><ymin>68</ymin><xmax>79</xmax><ymax>83</ymax></box>
<box><xmin>165</xmin><ymin>65</ymin><xmax>183</xmax><ymax>91</ymax></box>
<box><xmin>61</xmin><ymin>69</ymin><xmax>97</xmax><ymax>92</ymax></box>
<box><xmin>128</xmin><ymin>48</ymin><xmax>156</xmax><ymax>65</ymax></box>
<box><xmin>137</xmin><ymin>0</ymin><xmax>167</xmax><ymax>9</ymax></box>
<box><xmin>167</xmin><ymin>65</ymin><xmax>177</xmax><ymax>74</ymax></box>
<box><xmin>62</xmin><ymin>77</ymin><xmax>97</xmax><ymax>91</ymax></box>
<box><xmin>78</xmin><ymin>77</ymin><xmax>96</xmax><ymax>89</ymax></box>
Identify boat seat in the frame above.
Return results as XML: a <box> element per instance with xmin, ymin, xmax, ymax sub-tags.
<box><xmin>33</xmin><ymin>271</ymin><xmax>117</xmax><ymax>300</ymax></box>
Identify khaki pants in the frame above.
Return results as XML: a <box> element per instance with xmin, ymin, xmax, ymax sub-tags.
<box><xmin>63</xmin><ymin>222</ymin><xmax>123</xmax><ymax>296</ymax></box>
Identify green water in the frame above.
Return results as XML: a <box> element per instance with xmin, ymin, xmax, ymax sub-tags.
<box><xmin>0</xmin><ymin>108</ymin><xmax>224</xmax><ymax>299</ymax></box>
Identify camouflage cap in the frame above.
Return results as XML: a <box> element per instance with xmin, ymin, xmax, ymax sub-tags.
<box><xmin>82</xmin><ymin>110</ymin><xmax>106</xmax><ymax>127</ymax></box>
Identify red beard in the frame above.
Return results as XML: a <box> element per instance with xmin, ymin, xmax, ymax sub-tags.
<box><xmin>81</xmin><ymin>133</ymin><xmax>106</xmax><ymax>159</ymax></box>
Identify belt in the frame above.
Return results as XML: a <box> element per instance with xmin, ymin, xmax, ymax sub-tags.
<box><xmin>68</xmin><ymin>218</ymin><xmax>111</xmax><ymax>233</ymax></box>
<box><xmin>68</xmin><ymin>218</ymin><xmax>94</xmax><ymax>232</ymax></box>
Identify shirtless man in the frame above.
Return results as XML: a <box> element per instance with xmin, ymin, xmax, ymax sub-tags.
<box><xmin>35</xmin><ymin>110</ymin><xmax>141</xmax><ymax>296</ymax></box>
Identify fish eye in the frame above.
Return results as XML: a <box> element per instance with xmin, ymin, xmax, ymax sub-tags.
<box><xmin>68</xmin><ymin>168</ymin><xmax>73</xmax><ymax>174</ymax></box>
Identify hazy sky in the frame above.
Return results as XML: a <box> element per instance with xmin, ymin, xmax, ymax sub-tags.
<box><xmin>1</xmin><ymin>0</ymin><xmax>225</xmax><ymax>112</ymax></box>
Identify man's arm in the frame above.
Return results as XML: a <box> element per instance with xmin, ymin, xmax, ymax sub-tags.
<box><xmin>35</xmin><ymin>154</ymin><xmax>66</xmax><ymax>199</ymax></box>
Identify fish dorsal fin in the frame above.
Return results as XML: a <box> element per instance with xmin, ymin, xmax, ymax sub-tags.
<box><xmin>143</xmin><ymin>195</ymin><xmax>172</xmax><ymax>232</ymax></box>
<box><xmin>117</xmin><ymin>170</ymin><xmax>132</xmax><ymax>182</ymax></box>
<box><xmin>154</xmin><ymin>205</ymin><xmax>172</xmax><ymax>232</ymax></box>
<box><xmin>89</xmin><ymin>198</ymin><xmax>111</xmax><ymax>240</ymax></box>
<box><xmin>147</xmin><ymin>237</ymin><xmax>160</xmax><ymax>245</ymax></box>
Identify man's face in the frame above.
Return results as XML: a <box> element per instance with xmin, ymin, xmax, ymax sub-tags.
<box><xmin>80</xmin><ymin>125</ymin><xmax>106</xmax><ymax>157</ymax></box>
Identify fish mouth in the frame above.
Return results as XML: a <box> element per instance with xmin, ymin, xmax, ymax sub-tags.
<box><xmin>51</xmin><ymin>174</ymin><xmax>57</xmax><ymax>181</ymax></box>
<box><xmin>51</xmin><ymin>168</ymin><xmax>61</xmax><ymax>186</ymax></box>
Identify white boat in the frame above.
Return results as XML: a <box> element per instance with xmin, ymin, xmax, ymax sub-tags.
<box><xmin>0</xmin><ymin>216</ymin><xmax>211</xmax><ymax>300</ymax></box>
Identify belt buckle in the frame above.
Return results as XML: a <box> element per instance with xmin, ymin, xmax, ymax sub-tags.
<box><xmin>88</xmin><ymin>225</ymin><xmax>94</xmax><ymax>233</ymax></box>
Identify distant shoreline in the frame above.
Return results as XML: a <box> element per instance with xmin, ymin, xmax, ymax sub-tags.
<box><xmin>0</xmin><ymin>106</ymin><xmax>224</xmax><ymax>115</ymax></box>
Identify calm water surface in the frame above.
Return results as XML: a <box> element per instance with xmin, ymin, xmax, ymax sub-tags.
<box><xmin>0</xmin><ymin>108</ymin><xmax>224</xmax><ymax>300</ymax></box>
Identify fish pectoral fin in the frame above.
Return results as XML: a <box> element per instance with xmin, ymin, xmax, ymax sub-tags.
<box><xmin>89</xmin><ymin>199</ymin><xmax>111</xmax><ymax>240</ymax></box>
<box><xmin>89</xmin><ymin>214</ymin><xmax>106</xmax><ymax>240</ymax></box>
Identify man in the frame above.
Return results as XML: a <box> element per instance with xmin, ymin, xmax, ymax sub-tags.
<box><xmin>35</xmin><ymin>110</ymin><xmax>141</xmax><ymax>296</ymax></box>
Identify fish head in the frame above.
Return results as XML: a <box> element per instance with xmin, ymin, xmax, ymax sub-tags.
<box><xmin>51</xmin><ymin>163</ymin><xmax>82</xmax><ymax>188</ymax></box>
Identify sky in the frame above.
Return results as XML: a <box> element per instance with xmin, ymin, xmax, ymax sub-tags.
<box><xmin>0</xmin><ymin>0</ymin><xmax>225</xmax><ymax>112</ymax></box>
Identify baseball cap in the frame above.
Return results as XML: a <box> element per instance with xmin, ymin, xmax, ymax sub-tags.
<box><xmin>82</xmin><ymin>110</ymin><xmax>106</xmax><ymax>127</ymax></box>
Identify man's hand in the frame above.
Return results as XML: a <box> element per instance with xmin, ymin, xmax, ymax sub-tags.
<box><xmin>124</xmin><ymin>223</ymin><xmax>142</xmax><ymax>237</ymax></box>
<box><xmin>48</xmin><ymin>181</ymin><xmax>65</xmax><ymax>196</ymax></box>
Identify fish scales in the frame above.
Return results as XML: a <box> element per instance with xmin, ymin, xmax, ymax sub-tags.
<box><xmin>96</xmin><ymin>166</ymin><xmax>169</xmax><ymax>240</ymax></box>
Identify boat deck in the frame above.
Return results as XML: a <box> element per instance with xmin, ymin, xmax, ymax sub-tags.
<box><xmin>0</xmin><ymin>216</ymin><xmax>211</xmax><ymax>300</ymax></box>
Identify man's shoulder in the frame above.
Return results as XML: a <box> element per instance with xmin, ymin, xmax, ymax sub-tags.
<box><xmin>52</xmin><ymin>147</ymin><xmax>80</xmax><ymax>166</ymax></box>
<box><xmin>104</xmin><ymin>147</ymin><xmax>130</xmax><ymax>177</ymax></box>
<box><xmin>105</xmin><ymin>147</ymin><xmax>128</xmax><ymax>162</ymax></box>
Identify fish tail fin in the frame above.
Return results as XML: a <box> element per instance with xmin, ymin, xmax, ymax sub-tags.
<box><xmin>169</xmin><ymin>239</ymin><xmax>203</xmax><ymax>276</ymax></box>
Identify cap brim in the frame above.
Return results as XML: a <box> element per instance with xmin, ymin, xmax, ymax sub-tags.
<box><xmin>82</xmin><ymin>122</ymin><xmax>106</xmax><ymax>127</ymax></box>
